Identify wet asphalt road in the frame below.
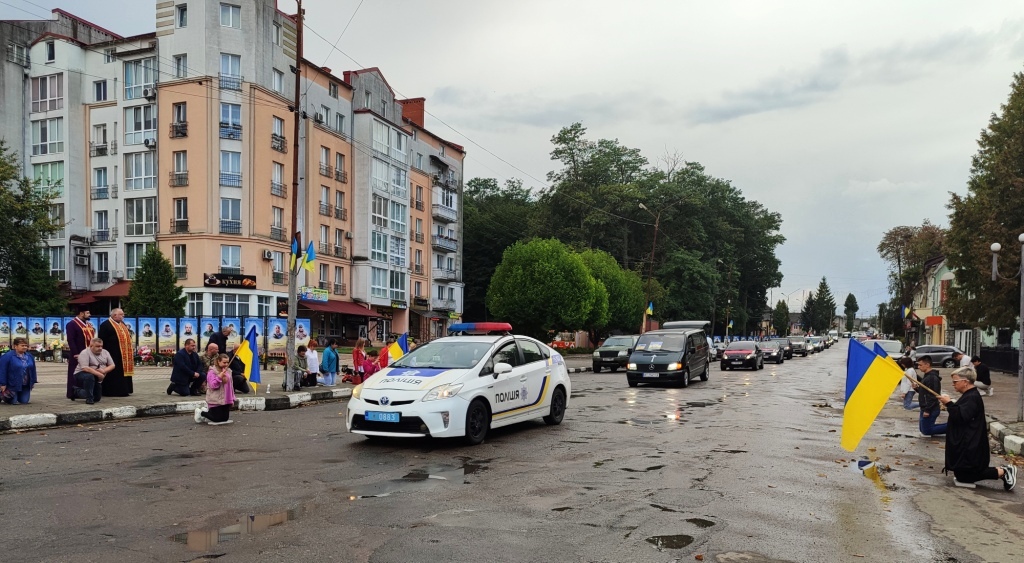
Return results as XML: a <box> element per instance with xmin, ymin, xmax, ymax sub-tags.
<box><xmin>1</xmin><ymin>345</ymin><xmax>1015</xmax><ymax>562</ymax></box>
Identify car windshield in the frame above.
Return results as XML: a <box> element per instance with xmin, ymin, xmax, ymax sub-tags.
<box><xmin>770</xmin><ymin>339</ymin><xmax>788</xmax><ymax>346</ymax></box>
<box><xmin>789</xmin><ymin>337</ymin><xmax>805</xmax><ymax>342</ymax></box>
<box><xmin>726</xmin><ymin>341</ymin><xmax>754</xmax><ymax>350</ymax></box>
<box><xmin>876</xmin><ymin>341</ymin><xmax>902</xmax><ymax>354</ymax></box>
<box><xmin>761</xmin><ymin>341</ymin><xmax>779</xmax><ymax>349</ymax></box>
<box><xmin>602</xmin><ymin>336</ymin><xmax>635</xmax><ymax>347</ymax></box>
<box><xmin>635</xmin><ymin>333</ymin><xmax>688</xmax><ymax>353</ymax></box>
<box><xmin>389</xmin><ymin>341</ymin><xmax>493</xmax><ymax>369</ymax></box>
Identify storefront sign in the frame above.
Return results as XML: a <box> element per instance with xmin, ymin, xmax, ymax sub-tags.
<box><xmin>412</xmin><ymin>297</ymin><xmax>429</xmax><ymax>309</ymax></box>
<box><xmin>300</xmin><ymin>286</ymin><xmax>329</xmax><ymax>302</ymax></box>
<box><xmin>448</xmin><ymin>312</ymin><xmax>460</xmax><ymax>319</ymax></box>
<box><xmin>390</xmin><ymin>300</ymin><xmax>407</xmax><ymax>310</ymax></box>
<box><xmin>203</xmin><ymin>272</ymin><xmax>257</xmax><ymax>289</ymax></box>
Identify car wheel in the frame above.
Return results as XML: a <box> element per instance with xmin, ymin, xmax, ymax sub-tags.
<box><xmin>699</xmin><ymin>361</ymin><xmax>709</xmax><ymax>381</ymax></box>
<box><xmin>721</xmin><ymin>363</ymin><xmax>729</xmax><ymax>371</ymax></box>
<box><xmin>943</xmin><ymin>359</ymin><xmax>955</xmax><ymax>368</ymax></box>
<box><xmin>544</xmin><ymin>387</ymin><xmax>567</xmax><ymax>425</ymax></box>
<box><xmin>464</xmin><ymin>399</ymin><xmax>490</xmax><ymax>446</ymax></box>
<box><xmin>628</xmin><ymin>380</ymin><xmax>638</xmax><ymax>388</ymax></box>
<box><xmin>593</xmin><ymin>365</ymin><xmax>601</xmax><ymax>373</ymax></box>
<box><xmin>679</xmin><ymin>369</ymin><xmax>690</xmax><ymax>388</ymax></box>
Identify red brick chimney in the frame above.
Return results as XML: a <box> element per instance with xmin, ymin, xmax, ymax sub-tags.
<box><xmin>399</xmin><ymin>98</ymin><xmax>425</xmax><ymax>128</ymax></box>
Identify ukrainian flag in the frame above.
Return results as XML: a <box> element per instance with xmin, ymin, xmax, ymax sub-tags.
<box><xmin>301</xmin><ymin>241</ymin><xmax>316</xmax><ymax>272</ymax></box>
<box><xmin>388</xmin><ymin>333</ymin><xmax>409</xmax><ymax>362</ymax></box>
<box><xmin>289</xmin><ymin>236</ymin><xmax>300</xmax><ymax>271</ymax></box>
<box><xmin>646</xmin><ymin>302</ymin><xmax>653</xmax><ymax>315</ymax></box>
<box><xmin>872</xmin><ymin>342</ymin><xmax>901</xmax><ymax>371</ymax></box>
<box><xmin>841</xmin><ymin>339</ymin><xmax>904</xmax><ymax>451</ymax></box>
<box><xmin>235</xmin><ymin>325</ymin><xmax>262</xmax><ymax>393</ymax></box>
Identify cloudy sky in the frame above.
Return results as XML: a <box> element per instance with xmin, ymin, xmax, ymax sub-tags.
<box><xmin>6</xmin><ymin>0</ymin><xmax>1024</xmax><ymax>316</ymax></box>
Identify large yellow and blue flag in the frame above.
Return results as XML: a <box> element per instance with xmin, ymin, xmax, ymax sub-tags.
<box><xmin>872</xmin><ymin>342</ymin><xmax>902</xmax><ymax>371</ymax></box>
<box><xmin>841</xmin><ymin>339</ymin><xmax>904</xmax><ymax>451</ymax></box>
<box><xmin>301</xmin><ymin>240</ymin><xmax>316</xmax><ymax>272</ymax></box>
<box><xmin>388</xmin><ymin>333</ymin><xmax>409</xmax><ymax>362</ymax></box>
<box><xmin>235</xmin><ymin>325</ymin><xmax>261</xmax><ymax>393</ymax></box>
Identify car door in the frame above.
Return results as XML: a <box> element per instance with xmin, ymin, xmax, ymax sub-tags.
<box><xmin>487</xmin><ymin>340</ymin><xmax>534</xmax><ymax>426</ymax></box>
<box><xmin>687</xmin><ymin>333</ymin><xmax>704</xmax><ymax>376</ymax></box>
<box><xmin>514</xmin><ymin>338</ymin><xmax>552</xmax><ymax>419</ymax></box>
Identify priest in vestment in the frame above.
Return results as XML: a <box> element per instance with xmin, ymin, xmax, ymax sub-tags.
<box><xmin>99</xmin><ymin>308</ymin><xmax>135</xmax><ymax>396</ymax></box>
<box><xmin>65</xmin><ymin>306</ymin><xmax>95</xmax><ymax>399</ymax></box>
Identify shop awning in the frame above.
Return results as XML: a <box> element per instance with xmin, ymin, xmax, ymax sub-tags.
<box><xmin>925</xmin><ymin>315</ymin><xmax>944</xmax><ymax>326</ymax></box>
<box><xmin>301</xmin><ymin>299</ymin><xmax>381</xmax><ymax>318</ymax></box>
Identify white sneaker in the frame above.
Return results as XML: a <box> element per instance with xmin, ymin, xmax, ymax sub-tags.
<box><xmin>988</xmin><ymin>388</ymin><xmax>994</xmax><ymax>396</ymax></box>
<box><xmin>193</xmin><ymin>408</ymin><xmax>203</xmax><ymax>423</ymax></box>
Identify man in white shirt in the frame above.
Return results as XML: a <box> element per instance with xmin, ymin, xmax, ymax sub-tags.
<box><xmin>952</xmin><ymin>351</ymin><xmax>971</xmax><ymax>368</ymax></box>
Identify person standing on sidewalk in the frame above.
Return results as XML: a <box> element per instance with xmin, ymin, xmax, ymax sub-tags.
<box><xmin>898</xmin><ymin>356</ymin><xmax>919</xmax><ymax>410</ymax></box>
<box><xmin>65</xmin><ymin>306</ymin><xmax>95</xmax><ymax>400</ymax></box>
<box><xmin>916</xmin><ymin>355</ymin><xmax>946</xmax><ymax>437</ymax></box>
<box><xmin>344</xmin><ymin>338</ymin><xmax>366</xmax><ymax>384</ymax></box>
<box><xmin>168</xmin><ymin>338</ymin><xmax>203</xmax><ymax>397</ymax></box>
<box><xmin>98</xmin><ymin>309</ymin><xmax>134</xmax><ymax>397</ymax></box>
<box><xmin>195</xmin><ymin>354</ymin><xmax>235</xmax><ymax>425</ymax></box>
<box><xmin>0</xmin><ymin>337</ymin><xmax>37</xmax><ymax>405</ymax></box>
<box><xmin>970</xmin><ymin>356</ymin><xmax>993</xmax><ymax>396</ymax></box>
<box><xmin>305</xmin><ymin>341</ymin><xmax>321</xmax><ymax>387</ymax></box>
<box><xmin>938</xmin><ymin>367</ymin><xmax>1016</xmax><ymax>490</ymax></box>
<box><xmin>320</xmin><ymin>339</ymin><xmax>339</xmax><ymax>386</ymax></box>
<box><xmin>74</xmin><ymin>338</ymin><xmax>114</xmax><ymax>404</ymax></box>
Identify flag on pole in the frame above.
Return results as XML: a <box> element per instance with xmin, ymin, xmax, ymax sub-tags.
<box><xmin>646</xmin><ymin>302</ymin><xmax>653</xmax><ymax>315</ymax></box>
<box><xmin>728</xmin><ymin>320</ymin><xmax>733</xmax><ymax>328</ymax></box>
<box><xmin>388</xmin><ymin>333</ymin><xmax>409</xmax><ymax>362</ymax></box>
<box><xmin>301</xmin><ymin>240</ymin><xmax>316</xmax><ymax>272</ymax></box>
<box><xmin>901</xmin><ymin>305</ymin><xmax>911</xmax><ymax>320</ymax></box>
<box><xmin>235</xmin><ymin>325</ymin><xmax>262</xmax><ymax>393</ymax></box>
<box><xmin>289</xmin><ymin>236</ymin><xmax>300</xmax><ymax>271</ymax></box>
<box><xmin>841</xmin><ymin>339</ymin><xmax>904</xmax><ymax>451</ymax></box>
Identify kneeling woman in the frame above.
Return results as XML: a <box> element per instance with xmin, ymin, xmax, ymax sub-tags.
<box><xmin>195</xmin><ymin>353</ymin><xmax>235</xmax><ymax>425</ymax></box>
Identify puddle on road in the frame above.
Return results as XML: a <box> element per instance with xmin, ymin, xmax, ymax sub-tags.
<box><xmin>687</xmin><ymin>517</ymin><xmax>715</xmax><ymax>528</ymax></box>
<box><xmin>650</xmin><ymin>503</ymin><xmax>678</xmax><ymax>512</ymax></box>
<box><xmin>172</xmin><ymin>505</ymin><xmax>307</xmax><ymax>552</ymax></box>
<box><xmin>551</xmin><ymin>506</ymin><xmax>572</xmax><ymax>512</ymax></box>
<box><xmin>593</xmin><ymin>459</ymin><xmax>614</xmax><ymax>468</ymax></box>
<box><xmin>646</xmin><ymin>534</ymin><xmax>694</xmax><ymax>549</ymax></box>
<box><xmin>856</xmin><ymin>460</ymin><xmax>892</xmax><ymax>504</ymax></box>
<box><xmin>620</xmin><ymin>465</ymin><xmax>665</xmax><ymax>473</ymax></box>
<box><xmin>710</xmin><ymin>449</ymin><xmax>747</xmax><ymax>454</ymax></box>
<box><xmin>344</xmin><ymin>459</ymin><xmax>490</xmax><ymax>500</ymax></box>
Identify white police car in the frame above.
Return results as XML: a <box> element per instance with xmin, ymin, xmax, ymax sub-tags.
<box><xmin>346</xmin><ymin>323</ymin><xmax>571</xmax><ymax>445</ymax></box>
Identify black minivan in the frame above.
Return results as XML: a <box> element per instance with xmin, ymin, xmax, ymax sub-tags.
<box><xmin>625</xmin><ymin>321</ymin><xmax>711</xmax><ymax>388</ymax></box>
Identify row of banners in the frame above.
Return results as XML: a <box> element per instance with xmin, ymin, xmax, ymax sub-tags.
<box><xmin>0</xmin><ymin>316</ymin><xmax>311</xmax><ymax>356</ymax></box>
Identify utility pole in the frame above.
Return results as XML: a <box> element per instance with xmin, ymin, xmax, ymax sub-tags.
<box><xmin>639</xmin><ymin>203</ymin><xmax>660</xmax><ymax>334</ymax></box>
<box><xmin>285</xmin><ymin>0</ymin><xmax>304</xmax><ymax>384</ymax></box>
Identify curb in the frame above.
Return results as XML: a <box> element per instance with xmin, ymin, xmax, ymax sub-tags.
<box><xmin>0</xmin><ymin>387</ymin><xmax>352</xmax><ymax>433</ymax></box>
<box><xmin>567</xmin><ymin>367</ymin><xmax>593</xmax><ymax>374</ymax></box>
<box><xmin>986</xmin><ymin>416</ymin><xmax>1023</xmax><ymax>456</ymax></box>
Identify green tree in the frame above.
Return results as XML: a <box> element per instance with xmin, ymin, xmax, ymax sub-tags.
<box><xmin>772</xmin><ymin>299</ymin><xmax>790</xmax><ymax>336</ymax></box>
<box><xmin>946</xmin><ymin>70</ymin><xmax>1024</xmax><ymax>328</ymax></box>
<box><xmin>579</xmin><ymin>249</ymin><xmax>644</xmax><ymax>336</ymax></box>
<box><xmin>801</xmin><ymin>292</ymin><xmax>816</xmax><ymax>334</ymax></box>
<box><xmin>843</xmin><ymin>293</ymin><xmax>859</xmax><ymax>331</ymax></box>
<box><xmin>813</xmin><ymin>277</ymin><xmax>837</xmax><ymax>333</ymax></box>
<box><xmin>123</xmin><ymin>247</ymin><xmax>186</xmax><ymax>316</ymax></box>
<box><xmin>657</xmin><ymin>249</ymin><xmax>720</xmax><ymax>324</ymax></box>
<box><xmin>0</xmin><ymin>250</ymin><xmax>66</xmax><ymax>315</ymax></box>
<box><xmin>486</xmin><ymin>239</ymin><xmax>602</xmax><ymax>339</ymax></box>
<box><xmin>877</xmin><ymin>222</ymin><xmax>945</xmax><ymax>313</ymax></box>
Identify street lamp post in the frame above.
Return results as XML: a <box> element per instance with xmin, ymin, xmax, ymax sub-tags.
<box><xmin>990</xmin><ymin>234</ymin><xmax>1024</xmax><ymax>423</ymax></box>
<box><xmin>639</xmin><ymin>203</ymin><xmax>660</xmax><ymax>334</ymax></box>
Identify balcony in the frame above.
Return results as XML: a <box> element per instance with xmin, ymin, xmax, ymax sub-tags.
<box><xmin>334</xmin><ymin>169</ymin><xmax>347</xmax><ymax>183</ymax></box>
<box><xmin>413</xmin><ymin>296</ymin><xmax>430</xmax><ymax>309</ymax></box>
<box><xmin>431</xmin><ymin>204</ymin><xmax>458</xmax><ymax>224</ymax></box>
<box><xmin>431</xmin><ymin>298</ymin><xmax>456</xmax><ymax>311</ymax></box>
<box><xmin>219</xmin><ymin>123</ymin><xmax>242</xmax><ymax>140</ymax></box>
<box><xmin>272</xmin><ymin>272</ymin><xmax>286</xmax><ymax>285</ymax></box>
<box><xmin>412</xmin><ymin>199</ymin><xmax>424</xmax><ymax>211</ymax></box>
<box><xmin>318</xmin><ymin>281</ymin><xmax>329</xmax><ymax>290</ymax></box>
<box><xmin>169</xmin><ymin>218</ymin><xmax>189</xmax><ymax>234</ymax></box>
<box><xmin>219</xmin><ymin>266</ymin><xmax>243</xmax><ymax>275</ymax></box>
<box><xmin>434</xmin><ymin>269</ymin><xmax>459</xmax><ymax>282</ymax></box>
<box><xmin>318</xmin><ymin>203</ymin><xmax>332</xmax><ymax>217</ymax></box>
<box><xmin>173</xmin><ymin>266</ymin><xmax>187</xmax><ymax>279</ymax></box>
<box><xmin>90</xmin><ymin>186</ymin><xmax>110</xmax><ymax>200</ymax></box>
<box><xmin>91</xmin><ymin>271</ymin><xmax>109</xmax><ymax>284</ymax></box>
<box><xmin>431</xmin><ymin>235</ymin><xmax>458</xmax><ymax>253</ymax></box>
<box><xmin>432</xmin><ymin>173</ymin><xmax>457</xmax><ymax>189</ymax></box>
<box><xmin>219</xmin><ymin>220</ymin><xmax>241</xmax><ymax>234</ymax></box>
<box><xmin>333</xmin><ymin>245</ymin><xmax>347</xmax><ymax>259</ymax></box>
<box><xmin>333</xmin><ymin>283</ymin><xmax>347</xmax><ymax>295</ymax></box>
<box><xmin>170</xmin><ymin>122</ymin><xmax>188</xmax><ymax>138</ymax></box>
<box><xmin>90</xmin><ymin>142</ymin><xmax>108</xmax><ymax>157</ymax></box>
<box><xmin>413</xmin><ymin>264</ymin><xmax>423</xmax><ymax>275</ymax></box>
<box><xmin>220</xmin><ymin>172</ymin><xmax>242</xmax><ymax>187</ymax></box>
<box><xmin>319</xmin><ymin>163</ymin><xmax>333</xmax><ymax>177</ymax></box>
<box><xmin>318</xmin><ymin>242</ymin><xmax>330</xmax><ymax>255</ymax></box>
<box><xmin>270</xmin><ymin>225</ymin><xmax>286</xmax><ymax>241</ymax></box>
<box><xmin>169</xmin><ymin>171</ymin><xmax>188</xmax><ymax>187</ymax></box>
<box><xmin>271</xmin><ymin>134</ymin><xmax>287</xmax><ymax>153</ymax></box>
<box><xmin>271</xmin><ymin>182</ymin><xmax>286</xmax><ymax>197</ymax></box>
<box><xmin>413</xmin><ymin>232</ymin><xmax>424</xmax><ymax>244</ymax></box>
<box><xmin>91</xmin><ymin>228</ymin><xmax>112</xmax><ymax>242</ymax></box>
<box><xmin>219</xmin><ymin>73</ymin><xmax>242</xmax><ymax>91</ymax></box>
<box><xmin>334</xmin><ymin>207</ymin><xmax>347</xmax><ymax>221</ymax></box>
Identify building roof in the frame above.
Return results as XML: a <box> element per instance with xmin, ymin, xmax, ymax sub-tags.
<box><xmin>52</xmin><ymin>8</ymin><xmax>123</xmax><ymax>40</ymax></box>
<box><xmin>343</xmin><ymin>67</ymin><xmax>396</xmax><ymax>97</ymax></box>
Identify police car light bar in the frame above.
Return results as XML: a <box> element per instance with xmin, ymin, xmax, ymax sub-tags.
<box><xmin>447</xmin><ymin>322</ymin><xmax>513</xmax><ymax>335</ymax></box>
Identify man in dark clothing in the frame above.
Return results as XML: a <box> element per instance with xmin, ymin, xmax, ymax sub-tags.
<box><xmin>207</xmin><ymin>326</ymin><xmax>230</xmax><ymax>357</ymax></box>
<box><xmin>229</xmin><ymin>355</ymin><xmax>250</xmax><ymax>394</ymax></box>
<box><xmin>168</xmin><ymin>338</ymin><xmax>203</xmax><ymax>396</ymax></box>
<box><xmin>916</xmin><ymin>355</ymin><xmax>946</xmax><ymax>437</ymax></box>
<box><xmin>938</xmin><ymin>367</ymin><xmax>1016</xmax><ymax>490</ymax></box>
<box><xmin>970</xmin><ymin>356</ymin><xmax>993</xmax><ymax>396</ymax></box>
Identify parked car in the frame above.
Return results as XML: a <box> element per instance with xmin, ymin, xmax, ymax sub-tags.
<box><xmin>911</xmin><ymin>345</ymin><xmax>964</xmax><ymax>368</ymax></box>
<box><xmin>769</xmin><ymin>337</ymin><xmax>793</xmax><ymax>359</ymax></box>
<box><xmin>720</xmin><ymin>340</ymin><xmax>764</xmax><ymax>371</ymax></box>
<box><xmin>864</xmin><ymin>339</ymin><xmax>905</xmax><ymax>361</ymax></box>
<box><xmin>761</xmin><ymin>340</ymin><xmax>785</xmax><ymax>364</ymax></box>
<box><xmin>808</xmin><ymin>336</ymin><xmax>824</xmax><ymax>352</ymax></box>
<box><xmin>592</xmin><ymin>335</ymin><xmax>639</xmax><ymax>372</ymax></box>
<box><xmin>626</xmin><ymin>322</ymin><xmax>711</xmax><ymax>388</ymax></box>
<box><xmin>788</xmin><ymin>336</ymin><xmax>809</xmax><ymax>357</ymax></box>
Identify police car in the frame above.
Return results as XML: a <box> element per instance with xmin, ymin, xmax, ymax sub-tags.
<box><xmin>346</xmin><ymin>323</ymin><xmax>571</xmax><ymax>445</ymax></box>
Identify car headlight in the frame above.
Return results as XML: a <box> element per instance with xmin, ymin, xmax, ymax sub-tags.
<box><xmin>423</xmin><ymin>383</ymin><xmax>463</xmax><ymax>401</ymax></box>
<box><xmin>593</xmin><ymin>351</ymin><xmax>600</xmax><ymax>358</ymax></box>
<box><xmin>617</xmin><ymin>350</ymin><xmax>628</xmax><ymax>357</ymax></box>
<box><xmin>628</xmin><ymin>363</ymin><xmax>637</xmax><ymax>370</ymax></box>
<box><xmin>351</xmin><ymin>383</ymin><xmax>363</xmax><ymax>400</ymax></box>
<box><xmin>746</xmin><ymin>354</ymin><xmax>754</xmax><ymax>360</ymax></box>
<box><xmin>667</xmin><ymin>362</ymin><xmax>682</xmax><ymax>371</ymax></box>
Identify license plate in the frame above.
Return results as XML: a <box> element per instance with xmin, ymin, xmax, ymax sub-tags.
<box><xmin>365</xmin><ymin>411</ymin><xmax>400</xmax><ymax>423</ymax></box>
<box><xmin>732</xmin><ymin>360</ymin><xmax>744</xmax><ymax>365</ymax></box>
<box><xmin>643</xmin><ymin>372</ymin><xmax>659</xmax><ymax>378</ymax></box>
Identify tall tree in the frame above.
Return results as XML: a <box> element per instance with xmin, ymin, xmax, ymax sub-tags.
<box><xmin>843</xmin><ymin>293</ymin><xmax>859</xmax><ymax>331</ymax></box>
<box><xmin>772</xmin><ymin>299</ymin><xmax>790</xmax><ymax>336</ymax></box>
<box><xmin>813</xmin><ymin>277</ymin><xmax>837</xmax><ymax>332</ymax></box>
<box><xmin>801</xmin><ymin>292</ymin><xmax>816</xmax><ymax>334</ymax></box>
<box><xmin>123</xmin><ymin>247</ymin><xmax>186</xmax><ymax>316</ymax></box>
<box><xmin>579</xmin><ymin>249</ymin><xmax>644</xmax><ymax>337</ymax></box>
<box><xmin>0</xmin><ymin>140</ymin><xmax>62</xmax><ymax>293</ymax></box>
<box><xmin>946</xmin><ymin>70</ymin><xmax>1024</xmax><ymax>328</ymax></box>
<box><xmin>0</xmin><ymin>250</ymin><xmax>66</xmax><ymax>315</ymax></box>
<box><xmin>877</xmin><ymin>222</ymin><xmax>945</xmax><ymax>308</ymax></box>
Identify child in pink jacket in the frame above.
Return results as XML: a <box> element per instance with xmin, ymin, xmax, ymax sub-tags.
<box><xmin>195</xmin><ymin>353</ymin><xmax>236</xmax><ymax>425</ymax></box>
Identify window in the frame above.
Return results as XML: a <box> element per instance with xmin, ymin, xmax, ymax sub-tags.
<box><xmin>414</xmin><ymin>281</ymin><xmax>422</xmax><ymax>297</ymax></box>
<box><xmin>380</xmin><ymin>98</ymin><xmax>388</xmax><ymax>118</ymax></box>
<box><xmin>125</xmin><ymin>198</ymin><xmax>156</xmax><ymax>236</ymax></box>
<box><xmin>94</xmin><ymin>80</ymin><xmax>107</xmax><ymax>102</ymax></box>
<box><xmin>272</xmin><ymin>69</ymin><xmax>283</xmax><ymax>93</ymax></box>
<box><xmin>371</xmin><ymin>231</ymin><xmax>388</xmax><ymax>262</ymax></box>
<box><xmin>319</xmin><ymin>225</ymin><xmax>329</xmax><ymax>245</ymax></box>
<box><xmin>272</xmin><ymin>162</ymin><xmax>284</xmax><ymax>195</ymax></box>
<box><xmin>187</xmin><ymin>292</ymin><xmax>203</xmax><ymax>317</ymax></box>
<box><xmin>334</xmin><ymin>228</ymin><xmax>344</xmax><ymax>248</ymax></box>
<box><xmin>319</xmin><ymin>264</ymin><xmax>329</xmax><ymax>284</ymax></box>
<box><xmin>320</xmin><ymin>186</ymin><xmax>329</xmax><ymax>205</ymax></box>
<box><xmin>334</xmin><ymin>112</ymin><xmax>345</xmax><ymax>135</ymax></box>
<box><xmin>439</xmin><ymin>144</ymin><xmax>446</xmax><ymax>157</ymax></box>
<box><xmin>220</xmin><ymin>245</ymin><xmax>241</xmax><ymax>270</ymax></box>
<box><xmin>416</xmin><ymin>152</ymin><xmax>423</xmax><ymax>169</ymax></box>
<box><xmin>364</xmin><ymin>91</ymin><xmax>371</xmax><ymax>107</ymax></box>
<box><xmin>220</xmin><ymin>103</ymin><xmax>242</xmax><ymax>139</ymax></box>
<box><xmin>103</xmin><ymin>48</ymin><xmax>115</xmax><ymax>63</ymax></box>
<box><xmin>45</xmin><ymin>40</ymin><xmax>55</xmax><ymax>63</ymax></box>
<box><xmin>415</xmin><ymin>185</ymin><xmax>423</xmax><ymax>203</ymax></box>
<box><xmin>335</xmin><ymin>190</ymin><xmax>344</xmax><ymax>211</ymax></box>
<box><xmin>389</xmin><ymin>270</ymin><xmax>406</xmax><ymax>301</ymax></box>
<box><xmin>125</xmin><ymin>243</ymin><xmax>150</xmax><ymax>279</ymax></box>
<box><xmin>220</xmin><ymin>198</ymin><xmax>241</xmax><ymax>221</ymax></box>
<box><xmin>272</xmin><ymin>206</ymin><xmax>283</xmax><ymax>228</ymax></box>
<box><xmin>176</xmin><ymin>4</ymin><xmax>187</xmax><ymax>27</ymax></box>
<box><xmin>124</xmin><ymin>57</ymin><xmax>156</xmax><ymax>99</ymax></box>
<box><xmin>371</xmin><ymin>195</ymin><xmax>388</xmax><ymax>228</ymax></box>
<box><xmin>257</xmin><ymin>295</ymin><xmax>272</xmax><ymax>317</ymax></box>
<box><xmin>415</xmin><ymin>218</ymin><xmax>422</xmax><ymax>235</ymax></box>
<box><xmin>174</xmin><ymin>54</ymin><xmax>187</xmax><ymax>78</ymax></box>
<box><xmin>220</xmin><ymin>4</ymin><xmax>241</xmax><ymax>28</ymax></box>
<box><xmin>33</xmin><ymin>161</ymin><xmax>64</xmax><ymax>196</ymax></box>
<box><xmin>272</xmin><ymin>251</ymin><xmax>284</xmax><ymax>273</ymax></box>
<box><xmin>211</xmin><ymin>293</ymin><xmax>249</xmax><ymax>317</ymax></box>
<box><xmin>94</xmin><ymin>210</ymin><xmax>109</xmax><ymax>231</ymax></box>
<box><xmin>172</xmin><ymin>102</ymin><xmax>186</xmax><ymax>123</ymax></box>
<box><xmin>93</xmin><ymin>167</ymin><xmax>107</xmax><ymax>189</ymax></box>
<box><xmin>371</xmin><ymin>157</ymin><xmax>389</xmax><ymax>193</ymax></box>
<box><xmin>320</xmin><ymin>146</ymin><xmax>330</xmax><ymax>166</ymax></box>
<box><xmin>321</xmin><ymin>105</ymin><xmax>331</xmax><ymax>126</ymax></box>
<box><xmin>390</xmin><ymin>235</ymin><xmax>406</xmax><ymax>267</ymax></box>
<box><xmin>391</xmin><ymin>167</ymin><xmax>408</xmax><ymax>199</ymax></box>
<box><xmin>49</xmin><ymin>247</ymin><xmax>65</xmax><ymax>280</ymax></box>
<box><xmin>31</xmin><ymin>118</ymin><xmax>63</xmax><ymax>155</ymax></box>
<box><xmin>94</xmin><ymin>124</ymin><xmax>107</xmax><ymax>144</ymax></box>
<box><xmin>519</xmin><ymin>340</ymin><xmax>544</xmax><ymax>364</ymax></box>
<box><xmin>219</xmin><ymin>53</ymin><xmax>241</xmax><ymax>89</ymax></box>
<box><xmin>125</xmin><ymin>105</ymin><xmax>156</xmax><ymax>145</ymax></box>
<box><xmin>272</xmin><ymin>22</ymin><xmax>282</xmax><ymax>45</ymax></box>
<box><xmin>371</xmin><ymin>267</ymin><xmax>388</xmax><ymax>298</ymax></box>
<box><xmin>173</xmin><ymin>245</ymin><xmax>186</xmax><ymax>267</ymax></box>
<box><xmin>415</xmin><ymin>249</ymin><xmax>422</xmax><ymax>265</ymax></box>
<box><xmin>173</xmin><ymin>197</ymin><xmax>188</xmax><ymax>220</ymax></box>
<box><xmin>173</xmin><ymin>151</ymin><xmax>187</xmax><ymax>172</ymax></box>
<box><xmin>372</xmin><ymin>121</ymin><xmax>388</xmax><ymax>153</ymax></box>
<box><xmin>220</xmin><ymin>151</ymin><xmax>241</xmax><ymax>186</ymax></box>
<box><xmin>48</xmin><ymin>204</ymin><xmax>65</xmax><ymax>239</ymax></box>
<box><xmin>7</xmin><ymin>42</ymin><xmax>28</xmax><ymax>66</ymax></box>
<box><xmin>31</xmin><ymin>74</ymin><xmax>63</xmax><ymax>112</ymax></box>
<box><xmin>94</xmin><ymin>252</ymin><xmax>109</xmax><ymax>276</ymax></box>
<box><xmin>273</xmin><ymin>116</ymin><xmax>285</xmax><ymax>136</ymax></box>
<box><xmin>334</xmin><ymin>266</ymin><xmax>343</xmax><ymax>284</ymax></box>
<box><xmin>389</xmin><ymin>201</ymin><xmax>407</xmax><ymax>233</ymax></box>
<box><xmin>336</xmin><ymin>153</ymin><xmax>345</xmax><ymax>176</ymax></box>
<box><xmin>125</xmin><ymin>152</ymin><xmax>155</xmax><ymax>190</ymax></box>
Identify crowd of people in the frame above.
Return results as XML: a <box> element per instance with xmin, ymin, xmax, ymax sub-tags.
<box><xmin>897</xmin><ymin>352</ymin><xmax>1016</xmax><ymax>491</ymax></box>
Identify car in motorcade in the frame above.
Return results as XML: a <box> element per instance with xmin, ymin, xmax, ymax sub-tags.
<box><xmin>842</xmin><ymin>331</ymin><xmax>851</xmax><ymax>338</ymax></box>
<box><xmin>910</xmin><ymin>345</ymin><xmax>965</xmax><ymax>368</ymax></box>
<box><xmin>788</xmin><ymin>336</ymin><xmax>810</xmax><ymax>356</ymax></box>
<box><xmin>592</xmin><ymin>334</ymin><xmax>639</xmax><ymax>372</ymax></box>
<box><xmin>760</xmin><ymin>340</ymin><xmax>785</xmax><ymax>364</ymax></box>
<box><xmin>769</xmin><ymin>337</ymin><xmax>793</xmax><ymax>359</ymax></box>
<box><xmin>626</xmin><ymin>321</ymin><xmax>710</xmax><ymax>388</ymax></box>
<box><xmin>860</xmin><ymin>339</ymin><xmax>904</xmax><ymax>361</ymax></box>
<box><xmin>721</xmin><ymin>339</ymin><xmax>764</xmax><ymax>370</ymax></box>
<box><xmin>713</xmin><ymin>342</ymin><xmax>728</xmax><ymax>360</ymax></box>
<box><xmin>346</xmin><ymin>323</ymin><xmax>571</xmax><ymax>445</ymax></box>
<box><xmin>808</xmin><ymin>336</ymin><xmax>824</xmax><ymax>352</ymax></box>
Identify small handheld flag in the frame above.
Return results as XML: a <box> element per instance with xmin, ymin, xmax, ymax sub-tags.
<box><xmin>388</xmin><ymin>333</ymin><xmax>409</xmax><ymax>362</ymax></box>
<box><xmin>235</xmin><ymin>325</ymin><xmax>262</xmax><ymax>393</ymax></box>
<box><xmin>301</xmin><ymin>241</ymin><xmax>316</xmax><ymax>272</ymax></box>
